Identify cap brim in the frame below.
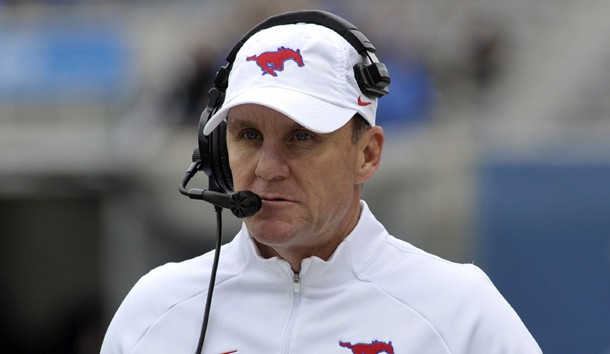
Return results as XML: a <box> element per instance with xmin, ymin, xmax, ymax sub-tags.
<box><xmin>202</xmin><ymin>87</ymin><xmax>357</xmax><ymax>135</ymax></box>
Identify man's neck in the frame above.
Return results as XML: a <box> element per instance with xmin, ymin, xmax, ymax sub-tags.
<box><xmin>253</xmin><ymin>201</ymin><xmax>363</xmax><ymax>273</ymax></box>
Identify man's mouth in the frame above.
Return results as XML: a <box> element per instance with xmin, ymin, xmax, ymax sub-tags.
<box><xmin>259</xmin><ymin>194</ymin><xmax>294</xmax><ymax>203</ymax></box>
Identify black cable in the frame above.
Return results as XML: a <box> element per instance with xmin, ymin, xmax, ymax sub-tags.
<box><xmin>195</xmin><ymin>205</ymin><xmax>223</xmax><ymax>354</ymax></box>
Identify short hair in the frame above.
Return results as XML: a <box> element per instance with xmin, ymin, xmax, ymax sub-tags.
<box><xmin>351</xmin><ymin>113</ymin><xmax>371</xmax><ymax>144</ymax></box>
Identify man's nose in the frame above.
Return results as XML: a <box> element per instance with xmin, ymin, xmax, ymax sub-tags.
<box><xmin>254</xmin><ymin>141</ymin><xmax>290</xmax><ymax>181</ymax></box>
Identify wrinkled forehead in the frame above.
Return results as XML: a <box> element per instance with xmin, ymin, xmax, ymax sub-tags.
<box><xmin>226</xmin><ymin>104</ymin><xmax>311</xmax><ymax>131</ymax></box>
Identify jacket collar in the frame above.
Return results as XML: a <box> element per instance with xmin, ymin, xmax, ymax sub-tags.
<box><xmin>235</xmin><ymin>201</ymin><xmax>389</xmax><ymax>282</ymax></box>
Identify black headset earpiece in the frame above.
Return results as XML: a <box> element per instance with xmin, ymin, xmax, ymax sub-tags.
<box><xmin>196</xmin><ymin>68</ymin><xmax>232</xmax><ymax>193</ymax></box>
<box><xmin>354</xmin><ymin>61</ymin><xmax>391</xmax><ymax>98</ymax></box>
<box><xmin>193</xmin><ymin>10</ymin><xmax>391</xmax><ymax>194</ymax></box>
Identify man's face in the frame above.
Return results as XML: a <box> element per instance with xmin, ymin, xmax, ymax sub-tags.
<box><xmin>226</xmin><ymin>104</ymin><xmax>379</xmax><ymax>261</ymax></box>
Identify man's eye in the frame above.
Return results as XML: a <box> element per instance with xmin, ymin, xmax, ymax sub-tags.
<box><xmin>242</xmin><ymin>131</ymin><xmax>260</xmax><ymax>140</ymax></box>
<box><xmin>294</xmin><ymin>131</ymin><xmax>312</xmax><ymax>141</ymax></box>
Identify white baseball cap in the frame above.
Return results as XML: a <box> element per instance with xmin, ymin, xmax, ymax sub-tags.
<box><xmin>202</xmin><ymin>22</ymin><xmax>378</xmax><ymax>135</ymax></box>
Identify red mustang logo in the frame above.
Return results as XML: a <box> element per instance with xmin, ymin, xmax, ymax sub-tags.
<box><xmin>246</xmin><ymin>46</ymin><xmax>304</xmax><ymax>77</ymax></box>
<box><xmin>339</xmin><ymin>340</ymin><xmax>395</xmax><ymax>354</ymax></box>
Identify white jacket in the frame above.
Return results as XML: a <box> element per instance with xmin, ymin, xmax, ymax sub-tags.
<box><xmin>101</xmin><ymin>202</ymin><xmax>541</xmax><ymax>353</ymax></box>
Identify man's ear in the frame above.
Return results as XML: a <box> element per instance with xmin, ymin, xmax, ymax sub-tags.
<box><xmin>356</xmin><ymin>126</ymin><xmax>384</xmax><ymax>184</ymax></box>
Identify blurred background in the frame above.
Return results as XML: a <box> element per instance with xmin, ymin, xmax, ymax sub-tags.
<box><xmin>1</xmin><ymin>0</ymin><xmax>609</xmax><ymax>353</ymax></box>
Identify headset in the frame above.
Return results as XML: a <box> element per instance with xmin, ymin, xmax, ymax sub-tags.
<box><xmin>178</xmin><ymin>10</ymin><xmax>390</xmax><ymax>353</ymax></box>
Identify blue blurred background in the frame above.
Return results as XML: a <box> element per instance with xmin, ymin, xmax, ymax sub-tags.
<box><xmin>1</xmin><ymin>0</ymin><xmax>609</xmax><ymax>353</ymax></box>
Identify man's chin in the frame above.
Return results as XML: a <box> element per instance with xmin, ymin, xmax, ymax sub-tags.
<box><xmin>246</xmin><ymin>218</ymin><xmax>300</xmax><ymax>247</ymax></box>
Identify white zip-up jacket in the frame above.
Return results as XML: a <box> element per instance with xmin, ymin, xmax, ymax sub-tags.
<box><xmin>101</xmin><ymin>202</ymin><xmax>541</xmax><ymax>353</ymax></box>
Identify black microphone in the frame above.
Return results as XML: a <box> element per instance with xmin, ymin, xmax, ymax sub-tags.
<box><xmin>179</xmin><ymin>162</ymin><xmax>262</xmax><ymax>218</ymax></box>
<box><xmin>186</xmin><ymin>189</ymin><xmax>262</xmax><ymax>218</ymax></box>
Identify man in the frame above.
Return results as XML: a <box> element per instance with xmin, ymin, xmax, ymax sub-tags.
<box><xmin>102</xmin><ymin>11</ymin><xmax>541</xmax><ymax>353</ymax></box>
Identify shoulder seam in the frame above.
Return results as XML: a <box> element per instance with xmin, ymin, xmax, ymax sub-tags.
<box><xmin>131</xmin><ymin>248</ymin><xmax>246</xmax><ymax>352</ymax></box>
<box><xmin>352</xmin><ymin>238</ymin><xmax>457</xmax><ymax>353</ymax></box>
<box><xmin>352</xmin><ymin>275</ymin><xmax>454</xmax><ymax>354</ymax></box>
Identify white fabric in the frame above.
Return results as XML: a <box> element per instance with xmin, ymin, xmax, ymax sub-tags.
<box><xmin>101</xmin><ymin>202</ymin><xmax>541</xmax><ymax>353</ymax></box>
<box><xmin>202</xmin><ymin>23</ymin><xmax>378</xmax><ymax>136</ymax></box>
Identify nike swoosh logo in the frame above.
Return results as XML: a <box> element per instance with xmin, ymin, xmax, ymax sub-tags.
<box><xmin>357</xmin><ymin>95</ymin><xmax>372</xmax><ymax>106</ymax></box>
<box><xmin>220</xmin><ymin>350</ymin><xmax>238</xmax><ymax>354</ymax></box>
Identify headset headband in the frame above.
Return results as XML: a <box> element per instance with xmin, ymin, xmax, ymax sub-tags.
<box><xmin>212</xmin><ymin>10</ymin><xmax>387</xmax><ymax>99</ymax></box>
<box><xmin>228</xmin><ymin>11</ymin><xmax>377</xmax><ymax>62</ymax></box>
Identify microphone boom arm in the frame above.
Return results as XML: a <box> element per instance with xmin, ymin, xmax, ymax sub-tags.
<box><xmin>179</xmin><ymin>162</ymin><xmax>262</xmax><ymax>218</ymax></box>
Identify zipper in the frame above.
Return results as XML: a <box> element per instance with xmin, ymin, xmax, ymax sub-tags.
<box><xmin>281</xmin><ymin>272</ymin><xmax>302</xmax><ymax>354</ymax></box>
<box><xmin>292</xmin><ymin>273</ymin><xmax>301</xmax><ymax>293</ymax></box>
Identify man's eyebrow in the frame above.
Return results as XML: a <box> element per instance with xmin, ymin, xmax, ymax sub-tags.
<box><xmin>226</xmin><ymin>116</ymin><xmax>254</xmax><ymax>131</ymax></box>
